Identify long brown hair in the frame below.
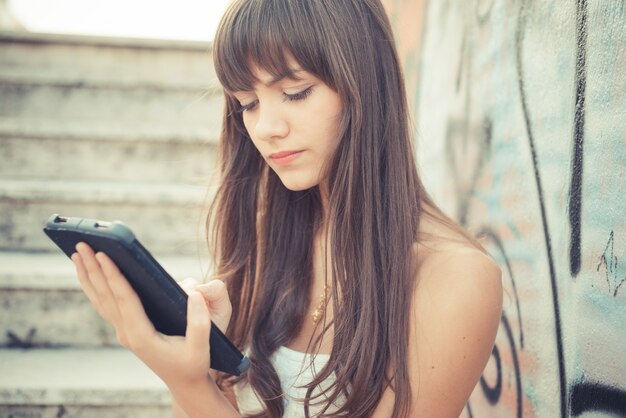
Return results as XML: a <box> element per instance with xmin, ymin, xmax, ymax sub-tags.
<box><xmin>208</xmin><ymin>0</ymin><xmax>436</xmax><ymax>416</ymax></box>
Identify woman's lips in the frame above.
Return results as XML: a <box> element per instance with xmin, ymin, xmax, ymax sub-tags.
<box><xmin>269</xmin><ymin>150</ymin><xmax>304</xmax><ymax>165</ymax></box>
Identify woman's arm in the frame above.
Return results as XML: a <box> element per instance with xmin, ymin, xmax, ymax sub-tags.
<box><xmin>171</xmin><ymin>279</ymin><xmax>240</xmax><ymax>417</ymax></box>
<box><xmin>172</xmin><ymin>383</ymin><xmax>239</xmax><ymax>418</ymax></box>
<box><xmin>168</xmin><ymin>374</ymin><xmax>239</xmax><ymax>418</ymax></box>
<box><xmin>71</xmin><ymin>243</ymin><xmax>241</xmax><ymax>418</ymax></box>
<box><xmin>373</xmin><ymin>248</ymin><xmax>503</xmax><ymax>417</ymax></box>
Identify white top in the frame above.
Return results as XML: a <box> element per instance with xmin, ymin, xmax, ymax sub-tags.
<box><xmin>234</xmin><ymin>346</ymin><xmax>344</xmax><ymax>417</ymax></box>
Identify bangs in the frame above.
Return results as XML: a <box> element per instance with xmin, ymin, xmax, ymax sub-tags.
<box><xmin>213</xmin><ymin>0</ymin><xmax>333</xmax><ymax>93</ymax></box>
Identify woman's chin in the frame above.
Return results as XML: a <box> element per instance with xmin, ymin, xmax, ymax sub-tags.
<box><xmin>276</xmin><ymin>174</ymin><xmax>318</xmax><ymax>192</ymax></box>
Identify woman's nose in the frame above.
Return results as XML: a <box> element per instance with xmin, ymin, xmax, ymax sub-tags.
<box><xmin>253</xmin><ymin>104</ymin><xmax>289</xmax><ymax>141</ymax></box>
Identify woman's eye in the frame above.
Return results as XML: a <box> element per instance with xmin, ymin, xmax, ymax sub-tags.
<box><xmin>283</xmin><ymin>86</ymin><xmax>314</xmax><ymax>102</ymax></box>
<box><xmin>236</xmin><ymin>100</ymin><xmax>258</xmax><ymax>113</ymax></box>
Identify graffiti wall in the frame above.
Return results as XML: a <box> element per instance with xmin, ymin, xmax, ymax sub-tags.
<box><xmin>383</xmin><ymin>0</ymin><xmax>626</xmax><ymax>417</ymax></box>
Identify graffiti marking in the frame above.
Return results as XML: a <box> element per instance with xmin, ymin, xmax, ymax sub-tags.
<box><xmin>515</xmin><ymin>1</ymin><xmax>566</xmax><ymax>416</ymax></box>
<box><xmin>6</xmin><ymin>328</ymin><xmax>36</xmax><ymax>348</ymax></box>
<box><xmin>480</xmin><ymin>344</ymin><xmax>502</xmax><ymax>404</ymax></box>
<box><xmin>568</xmin><ymin>0</ymin><xmax>588</xmax><ymax>278</ymax></box>
<box><xmin>597</xmin><ymin>230</ymin><xmax>626</xmax><ymax>297</ymax></box>
<box><xmin>479</xmin><ymin>227</ymin><xmax>525</xmax><ymax>348</ymax></box>
<box><xmin>570</xmin><ymin>380</ymin><xmax>626</xmax><ymax>416</ymax></box>
<box><xmin>475</xmin><ymin>0</ymin><xmax>496</xmax><ymax>26</ymax></box>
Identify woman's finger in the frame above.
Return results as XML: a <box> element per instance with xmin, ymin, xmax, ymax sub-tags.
<box><xmin>75</xmin><ymin>243</ymin><xmax>120</xmax><ymax>323</ymax></box>
<box><xmin>178</xmin><ymin>277</ymin><xmax>200</xmax><ymax>295</ymax></box>
<box><xmin>195</xmin><ymin>280</ymin><xmax>231</xmax><ymax>332</ymax></box>
<box><xmin>95</xmin><ymin>251</ymin><xmax>157</xmax><ymax>350</ymax></box>
<box><xmin>71</xmin><ymin>251</ymin><xmax>102</xmax><ymax>313</ymax></box>
<box><xmin>185</xmin><ymin>291</ymin><xmax>212</xmax><ymax>356</ymax></box>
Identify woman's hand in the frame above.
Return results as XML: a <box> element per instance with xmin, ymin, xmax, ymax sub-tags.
<box><xmin>177</xmin><ymin>277</ymin><xmax>232</xmax><ymax>334</ymax></box>
<box><xmin>70</xmin><ymin>242</ymin><xmax>230</xmax><ymax>388</ymax></box>
<box><xmin>71</xmin><ymin>243</ymin><xmax>241</xmax><ymax>417</ymax></box>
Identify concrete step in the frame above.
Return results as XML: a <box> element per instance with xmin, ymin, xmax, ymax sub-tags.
<box><xmin>0</xmin><ymin>251</ymin><xmax>210</xmax><ymax>348</ymax></box>
<box><xmin>0</xmin><ymin>131</ymin><xmax>217</xmax><ymax>183</ymax></box>
<box><xmin>0</xmin><ymin>179</ymin><xmax>212</xmax><ymax>255</ymax></box>
<box><xmin>0</xmin><ymin>348</ymin><xmax>171</xmax><ymax>417</ymax></box>
<box><xmin>0</xmin><ymin>31</ymin><xmax>217</xmax><ymax>90</ymax></box>
<box><xmin>0</xmin><ymin>81</ymin><xmax>223</xmax><ymax>144</ymax></box>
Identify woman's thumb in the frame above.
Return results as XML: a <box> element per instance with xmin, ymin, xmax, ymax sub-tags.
<box><xmin>195</xmin><ymin>280</ymin><xmax>232</xmax><ymax>332</ymax></box>
<box><xmin>186</xmin><ymin>291</ymin><xmax>211</xmax><ymax>353</ymax></box>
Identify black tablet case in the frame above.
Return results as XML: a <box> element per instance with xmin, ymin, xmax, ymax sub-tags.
<box><xmin>43</xmin><ymin>214</ymin><xmax>249</xmax><ymax>376</ymax></box>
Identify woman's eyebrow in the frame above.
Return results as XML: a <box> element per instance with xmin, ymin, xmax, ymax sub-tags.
<box><xmin>261</xmin><ymin>68</ymin><xmax>305</xmax><ymax>87</ymax></box>
<box><xmin>230</xmin><ymin>68</ymin><xmax>308</xmax><ymax>94</ymax></box>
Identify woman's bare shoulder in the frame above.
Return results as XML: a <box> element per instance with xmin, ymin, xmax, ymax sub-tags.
<box><xmin>403</xmin><ymin>225</ymin><xmax>503</xmax><ymax>416</ymax></box>
<box><xmin>411</xmin><ymin>226</ymin><xmax>503</xmax><ymax>338</ymax></box>
<box><xmin>415</xmin><ymin>241</ymin><xmax>501</xmax><ymax>284</ymax></box>
<box><xmin>413</xmin><ymin>213</ymin><xmax>501</xmax><ymax>290</ymax></box>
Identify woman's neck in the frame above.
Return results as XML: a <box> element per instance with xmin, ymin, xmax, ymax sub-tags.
<box><xmin>319</xmin><ymin>182</ymin><xmax>331</xmax><ymax>223</ymax></box>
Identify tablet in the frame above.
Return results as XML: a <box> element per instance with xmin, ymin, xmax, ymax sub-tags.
<box><xmin>43</xmin><ymin>214</ymin><xmax>249</xmax><ymax>376</ymax></box>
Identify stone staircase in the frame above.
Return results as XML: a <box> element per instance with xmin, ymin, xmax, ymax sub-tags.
<box><xmin>0</xmin><ymin>31</ymin><xmax>222</xmax><ymax>417</ymax></box>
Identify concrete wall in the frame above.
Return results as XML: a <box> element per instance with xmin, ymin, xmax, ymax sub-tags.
<box><xmin>383</xmin><ymin>0</ymin><xmax>626</xmax><ymax>417</ymax></box>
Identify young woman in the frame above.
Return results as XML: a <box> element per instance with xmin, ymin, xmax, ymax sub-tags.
<box><xmin>71</xmin><ymin>0</ymin><xmax>503</xmax><ymax>416</ymax></box>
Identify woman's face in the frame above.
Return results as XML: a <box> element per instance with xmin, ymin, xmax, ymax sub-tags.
<box><xmin>232</xmin><ymin>59</ymin><xmax>343</xmax><ymax>191</ymax></box>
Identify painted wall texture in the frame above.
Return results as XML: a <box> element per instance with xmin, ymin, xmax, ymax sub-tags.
<box><xmin>383</xmin><ymin>0</ymin><xmax>626</xmax><ymax>417</ymax></box>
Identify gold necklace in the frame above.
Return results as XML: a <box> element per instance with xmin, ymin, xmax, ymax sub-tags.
<box><xmin>311</xmin><ymin>284</ymin><xmax>330</xmax><ymax>324</ymax></box>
